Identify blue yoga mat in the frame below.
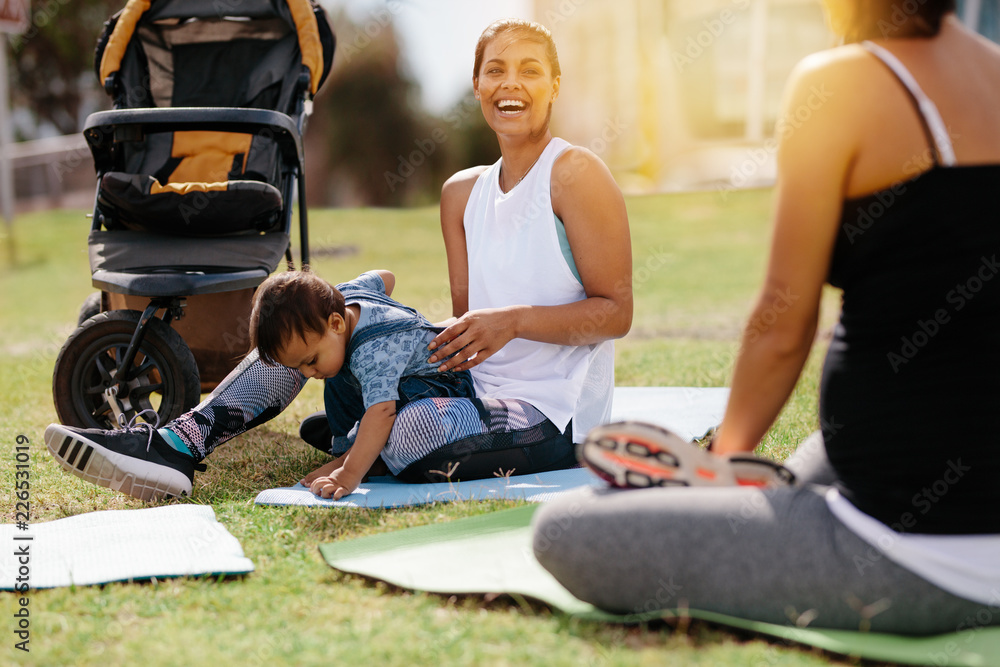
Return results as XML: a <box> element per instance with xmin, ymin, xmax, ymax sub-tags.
<box><xmin>255</xmin><ymin>467</ymin><xmax>604</xmax><ymax>508</ymax></box>
<box><xmin>254</xmin><ymin>386</ymin><xmax>729</xmax><ymax>508</ymax></box>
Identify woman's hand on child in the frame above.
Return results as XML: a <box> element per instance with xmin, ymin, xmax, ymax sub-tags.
<box><xmin>428</xmin><ymin>307</ymin><xmax>515</xmax><ymax>372</ymax></box>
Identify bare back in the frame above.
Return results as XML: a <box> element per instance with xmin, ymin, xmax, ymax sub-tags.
<box><xmin>844</xmin><ymin>16</ymin><xmax>1000</xmax><ymax>198</ymax></box>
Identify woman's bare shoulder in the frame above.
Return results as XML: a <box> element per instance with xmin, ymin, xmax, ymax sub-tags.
<box><xmin>777</xmin><ymin>44</ymin><xmax>890</xmax><ymax>143</ymax></box>
<box><xmin>441</xmin><ymin>166</ymin><xmax>489</xmax><ymax>226</ymax></box>
<box><xmin>551</xmin><ymin>145</ymin><xmax>619</xmax><ymax>194</ymax></box>
<box><xmin>442</xmin><ymin>166</ymin><xmax>489</xmax><ymax>199</ymax></box>
<box><xmin>787</xmin><ymin>43</ymin><xmax>883</xmax><ymax>93</ymax></box>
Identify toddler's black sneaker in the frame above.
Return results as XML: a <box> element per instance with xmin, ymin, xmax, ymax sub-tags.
<box><xmin>45</xmin><ymin>422</ymin><xmax>205</xmax><ymax>501</ymax></box>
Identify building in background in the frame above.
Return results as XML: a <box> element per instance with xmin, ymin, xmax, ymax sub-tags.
<box><xmin>537</xmin><ymin>0</ymin><xmax>1000</xmax><ymax>194</ymax></box>
<box><xmin>963</xmin><ymin>0</ymin><xmax>1000</xmax><ymax>40</ymax></box>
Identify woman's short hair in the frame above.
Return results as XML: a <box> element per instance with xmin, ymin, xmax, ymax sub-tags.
<box><xmin>839</xmin><ymin>0</ymin><xmax>956</xmax><ymax>42</ymax></box>
<box><xmin>249</xmin><ymin>268</ymin><xmax>346</xmax><ymax>365</ymax></box>
<box><xmin>473</xmin><ymin>19</ymin><xmax>561</xmax><ymax>81</ymax></box>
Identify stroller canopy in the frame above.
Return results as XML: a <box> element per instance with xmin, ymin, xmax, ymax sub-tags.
<box><xmin>86</xmin><ymin>0</ymin><xmax>334</xmax><ymax>238</ymax></box>
<box><xmin>96</xmin><ymin>0</ymin><xmax>333</xmax><ymax>111</ymax></box>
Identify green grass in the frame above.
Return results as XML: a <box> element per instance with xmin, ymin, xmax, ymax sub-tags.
<box><xmin>0</xmin><ymin>191</ymin><xmax>856</xmax><ymax>666</ymax></box>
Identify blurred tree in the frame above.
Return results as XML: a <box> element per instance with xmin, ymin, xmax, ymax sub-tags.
<box><xmin>9</xmin><ymin>0</ymin><xmax>118</xmax><ymax>137</ymax></box>
<box><xmin>440</xmin><ymin>92</ymin><xmax>501</xmax><ymax>176</ymax></box>
<box><xmin>308</xmin><ymin>9</ymin><xmax>445</xmax><ymax>207</ymax></box>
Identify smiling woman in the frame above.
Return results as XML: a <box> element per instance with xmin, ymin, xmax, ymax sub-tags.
<box><xmin>470</xmin><ymin>18</ymin><xmax>562</xmax><ymax>170</ymax></box>
<box><xmin>422</xmin><ymin>18</ymin><xmax>632</xmax><ymax>480</ymax></box>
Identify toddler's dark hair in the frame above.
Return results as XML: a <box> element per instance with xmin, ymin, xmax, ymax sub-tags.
<box><xmin>249</xmin><ymin>268</ymin><xmax>346</xmax><ymax>365</ymax></box>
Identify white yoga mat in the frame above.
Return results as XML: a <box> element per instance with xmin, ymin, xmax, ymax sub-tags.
<box><xmin>254</xmin><ymin>386</ymin><xmax>729</xmax><ymax>509</ymax></box>
<box><xmin>0</xmin><ymin>505</ymin><xmax>254</xmax><ymax>589</ymax></box>
<box><xmin>609</xmin><ymin>386</ymin><xmax>728</xmax><ymax>441</ymax></box>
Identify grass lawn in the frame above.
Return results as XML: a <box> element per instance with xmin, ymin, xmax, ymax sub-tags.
<box><xmin>0</xmin><ymin>189</ymin><xmax>862</xmax><ymax>666</ymax></box>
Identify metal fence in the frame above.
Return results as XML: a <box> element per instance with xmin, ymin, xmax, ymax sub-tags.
<box><xmin>8</xmin><ymin>133</ymin><xmax>95</xmax><ymax>212</ymax></box>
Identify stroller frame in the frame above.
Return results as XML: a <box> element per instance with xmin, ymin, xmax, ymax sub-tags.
<box><xmin>53</xmin><ymin>0</ymin><xmax>334</xmax><ymax>430</ymax></box>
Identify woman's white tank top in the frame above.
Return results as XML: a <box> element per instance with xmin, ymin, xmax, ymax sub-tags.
<box><xmin>463</xmin><ymin>137</ymin><xmax>614</xmax><ymax>440</ymax></box>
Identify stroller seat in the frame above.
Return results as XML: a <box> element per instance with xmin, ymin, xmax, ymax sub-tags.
<box><xmin>88</xmin><ymin>227</ymin><xmax>289</xmax><ymax>296</ymax></box>
<box><xmin>92</xmin><ymin>0</ymin><xmax>328</xmax><ymax>238</ymax></box>
<box><xmin>99</xmin><ymin>128</ymin><xmax>285</xmax><ymax>236</ymax></box>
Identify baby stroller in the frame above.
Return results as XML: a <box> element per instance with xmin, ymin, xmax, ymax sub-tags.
<box><xmin>52</xmin><ymin>0</ymin><xmax>335</xmax><ymax>429</ymax></box>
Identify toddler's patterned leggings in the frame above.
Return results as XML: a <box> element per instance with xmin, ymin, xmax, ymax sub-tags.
<box><xmin>165</xmin><ymin>350</ymin><xmax>576</xmax><ymax>480</ymax></box>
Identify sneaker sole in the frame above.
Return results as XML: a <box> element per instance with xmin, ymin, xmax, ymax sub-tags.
<box><xmin>45</xmin><ymin>424</ymin><xmax>192</xmax><ymax>502</ymax></box>
<box><xmin>578</xmin><ymin>421</ymin><xmax>691</xmax><ymax>488</ymax></box>
<box><xmin>580</xmin><ymin>421</ymin><xmax>795</xmax><ymax>489</ymax></box>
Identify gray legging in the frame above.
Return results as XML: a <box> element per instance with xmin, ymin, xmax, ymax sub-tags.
<box><xmin>531</xmin><ymin>432</ymin><xmax>1000</xmax><ymax>635</ymax></box>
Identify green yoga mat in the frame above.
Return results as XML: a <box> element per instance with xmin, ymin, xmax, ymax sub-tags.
<box><xmin>320</xmin><ymin>506</ymin><xmax>1000</xmax><ymax>667</ymax></box>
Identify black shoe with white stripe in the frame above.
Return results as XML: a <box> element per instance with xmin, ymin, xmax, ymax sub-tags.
<box><xmin>45</xmin><ymin>422</ymin><xmax>205</xmax><ymax>501</ymax></box>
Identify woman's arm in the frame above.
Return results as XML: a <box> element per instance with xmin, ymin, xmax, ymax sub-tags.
<box><xmin>429</xmin><ymin>149</ymin><xmax>633</xmax><ymax>372</ymax></box>
<box><xmin>711</xmin><ymin>53</ymin><xmax>858</xmax><ymax>455</ymax></box>
<box><xmin>439</xmin><ymin>166</ymin><xmax>486</xmax><ymax>318</ymax></box>
<box><xmin>549</xmin><ymin>146</ymin><xmax>633</xmax><ymax>343</ymax></box>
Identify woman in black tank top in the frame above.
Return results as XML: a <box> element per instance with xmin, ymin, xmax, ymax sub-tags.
<box><xmin>711</xmin><ymin>1</ymin><xmax>1000</xmax><ymax>535</ymax></box>
<box><xmin>532</xmin><ymin>0</ymin><xmax>1000</xmax><ymax>636</ymax></box>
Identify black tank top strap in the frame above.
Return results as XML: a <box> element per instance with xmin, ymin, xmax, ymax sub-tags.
<box><xmin>861</xmin><ymin>41</ymin><xmax>957</xmax><ymax>167</ymax></box>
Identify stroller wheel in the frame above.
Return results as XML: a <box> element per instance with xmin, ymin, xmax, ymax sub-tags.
<box><xmin>53</xmin><ymin>310</ymin><xmax>201</xmax><ymax>429</ymax></box>
<box><xmin>77</xmin><ymin>292</ymin><xmax>102</xmax><ymax>326</ymax></box>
